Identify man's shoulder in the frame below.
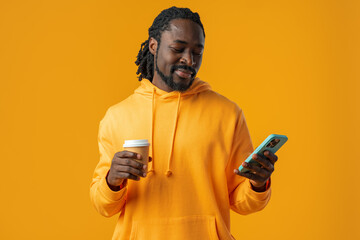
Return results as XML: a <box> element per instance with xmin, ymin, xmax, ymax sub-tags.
<box><xmin>101</xmin><ymin>94</ymin><xmax>138</xmax><ymax>118</ymax></box>
<box><xmin>111</xmin><ymin>93</ymin><xmax>139</xmax><ymax>110</ymax></box>
<box><xmin>199</xmin><ymin>89</ymin><xmax>242</xmax><ymax>113</ymax></box>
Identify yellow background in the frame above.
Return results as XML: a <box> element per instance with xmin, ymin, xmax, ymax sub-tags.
<box><xmin>1</xmin><ymin>0</ymin><xmax>359</xmax><ymax>239</ymax></box>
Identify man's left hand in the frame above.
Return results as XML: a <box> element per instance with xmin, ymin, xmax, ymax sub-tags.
<box><xmin>234</xmin><ymin>151</ymin><xmax>278</xmax><ymax>191</ymax></box>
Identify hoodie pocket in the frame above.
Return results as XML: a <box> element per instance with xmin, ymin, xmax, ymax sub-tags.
<box><xmin>129</xmin><ymin>215</ymin><xmax>219</xmax><ymax>240</ymax></box>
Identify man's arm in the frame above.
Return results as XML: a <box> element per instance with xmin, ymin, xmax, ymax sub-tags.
<box><xmin>90</xmin><ymin>111</ymin><xmax>127</xmax><ymax>217</ymax></box>
<box><xmin>225</xmin><ymin>108</ymin><xmax>272</xmax><ymax>215</ymax></box>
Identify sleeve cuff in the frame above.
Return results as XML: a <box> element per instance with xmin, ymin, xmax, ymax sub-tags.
<box><xmin>246</xmin><ymin>179</ymin><xmax>271</xmax><ymax>201</ymax></box>
<box><xmin>98</xmin><ymin>176</ymin><xmax>127</xmax><ymax>202</ymax></box>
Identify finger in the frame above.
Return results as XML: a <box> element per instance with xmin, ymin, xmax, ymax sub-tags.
<box><xmin>115</xmin><ymin>151</ymin><xmax>142</xmax><ymax>160</ymax></box>
<box><xmin>149</xmin><ymin>156</ymin><xmax>152</xmax><ymax>162</ymax></box>
<box><xmin>115</xmin><ymin>165</ymin><xmax>147</xmax><ymax>177</ymax></box>
<box><xmin>252</xmin><ymin>154</ymin><xmax>274</xmax><ymax>172</ymax></box>
<box><xmin>236</xmin><ymin>171</ymin><xmax>266</xmax><ymax>183</ymax></box>
<box><xmin>117</xmin><ymin>157</ymin><xmax>146</xmax><ymax>171</ymax></box>
<box><xmin>242</xmin><ymin>162</ymin><xmax>269</xmax><ymax>177</ymax></box>
<box><xmin>111</xmin><ymin>158</ymin><xmax>146</xmax><ymax>170</ymax></box>
<box><xmin>117</xmin><ymin>172</ymin><xmax>140</xmax><ymax>181</ymax></box>
<box><xmin>263</xmin><ymin>151</ymin><xmax>278</xmax><ymax>165</ymax></box>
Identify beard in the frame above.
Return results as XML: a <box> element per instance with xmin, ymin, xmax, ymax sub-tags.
<box><xmin>155</xmin><ymin>54</ymin><xmax>196</xmax><ymax>92</ymax></box>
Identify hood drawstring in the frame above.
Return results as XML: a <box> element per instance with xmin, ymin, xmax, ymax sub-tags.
<box><xmin>148</xmin><ymin>89</ymin><xmax>181</xmax><ymax>177</ymax></box>
<box><xmin>165</xmin><ymin>92</ymin><xmax>181</xmax><ymax>177</ymax></box>
<box><xmin>148</xmin><ymin>87</ymin><xmax>155</xmax><ymax>173</ymax></box>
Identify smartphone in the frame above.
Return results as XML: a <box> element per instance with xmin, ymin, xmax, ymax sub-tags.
<box><xmin>238</xmin><ymin>134</ymin><xmax>288</xmax><ymax>173</ymax></box>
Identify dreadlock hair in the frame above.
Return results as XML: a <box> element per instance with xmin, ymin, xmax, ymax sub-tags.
<box><xmin>135</xmin><ymin>6</ymin><xmax>205</xmax><ymax>81</ymax></box>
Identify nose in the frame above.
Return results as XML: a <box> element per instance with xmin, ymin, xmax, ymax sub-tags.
<box><xmin>180</xmin><ymin>51</ymin><xmax>195</xmax><ymax>67</ymax></box>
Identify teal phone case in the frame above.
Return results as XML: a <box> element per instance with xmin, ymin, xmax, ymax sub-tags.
<box><xmin>238</xmin><ymin>134</ymin><xmax>288</xmax><ymax>173</ymax></box>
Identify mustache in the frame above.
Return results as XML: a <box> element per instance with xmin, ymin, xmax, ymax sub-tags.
<box><xmin>170</xmin><ymin>65</ymin><xmax>196</xmax><ymax>76</ymax></box>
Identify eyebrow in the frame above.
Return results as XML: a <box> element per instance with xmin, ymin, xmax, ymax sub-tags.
<box><xmin>173</xmin><ymin>40</ymin><xmax>204</xmax><ymax>48</ymax></box>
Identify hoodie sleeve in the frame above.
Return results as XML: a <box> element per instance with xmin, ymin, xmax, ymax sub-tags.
<box><xmin>90</xmin><ymin>109</ymin><xmax>127</xmax><ymax>217</ymax></box>
<box><xmin>225</xmin><ymin>107</ymin><xmax>271</xmax><ymax>215</ymax></box>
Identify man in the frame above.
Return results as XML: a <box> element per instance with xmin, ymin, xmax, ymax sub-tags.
<box><xmin>90</xmin><ymin>6</ymin><xmax>278</xmax><ymax>240</ymax></box>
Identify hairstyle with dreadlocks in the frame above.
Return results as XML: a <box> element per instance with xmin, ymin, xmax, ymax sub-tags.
<box><xmin>135</xmin><ymin>6</ymin><xmax>205</xmax><ymax>81</ymax></box>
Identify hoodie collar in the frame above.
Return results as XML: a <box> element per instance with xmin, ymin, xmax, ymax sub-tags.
<box><xmin>134</xmin><ymin>77</ymin><xmax>211</xmax><ymax>99</ymax></box>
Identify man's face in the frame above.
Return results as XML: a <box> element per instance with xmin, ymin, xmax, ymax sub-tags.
<box><xmin>151</xmin><ymin>19</ymin><xmax>205</xmax><ymax>92</ymax></box>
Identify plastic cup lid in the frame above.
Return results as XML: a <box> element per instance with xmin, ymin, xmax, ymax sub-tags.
<box><xmin>123</xmin><ymin>139</ymin><xmax>150</xmax><ymax>147</ymax></box>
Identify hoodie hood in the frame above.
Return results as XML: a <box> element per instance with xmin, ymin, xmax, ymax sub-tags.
<box><xmin>134</xmin><ymin>78</ymin><xmax>211</xmax><ymax>176</ymax></box>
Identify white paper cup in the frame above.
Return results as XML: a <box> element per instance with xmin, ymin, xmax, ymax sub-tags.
<box><xmin>123</xmin><ymin>139</ymin><xmax>150</xmax><ymax>172</ymax></box>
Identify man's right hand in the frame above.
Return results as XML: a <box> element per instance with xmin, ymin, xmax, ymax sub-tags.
<box><xmin>106</xmin><ymin>151</ymin><xmax>148</xmax><ymax>190</ymax></box>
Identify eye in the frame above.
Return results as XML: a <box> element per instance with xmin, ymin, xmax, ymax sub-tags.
<box><xmin>193</xmin><ymin>51</ymin><xmax>203</xmax><ymax>56</ymax></box>
<box><xmin>170</xmin><ymin>47</ymin><xmax>184</xmax><ymax>53</ymax></box>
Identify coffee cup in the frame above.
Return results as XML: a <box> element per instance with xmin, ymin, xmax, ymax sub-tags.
<box><xmin>123</xmin><ymin>139</ymin><xmax>150</xmax><ymax>172</ymax></box>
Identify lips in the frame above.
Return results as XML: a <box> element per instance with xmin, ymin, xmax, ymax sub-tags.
<box><xmin>175</xmin><ymin>69</ymin><xmax>193</xmax><ymax>79</ymax></box>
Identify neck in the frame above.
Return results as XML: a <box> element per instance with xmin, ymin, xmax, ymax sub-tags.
<box><xmin>152</xmin><ymin>75</ymin><xmax>173</xmax><ymax>92</ymax></box>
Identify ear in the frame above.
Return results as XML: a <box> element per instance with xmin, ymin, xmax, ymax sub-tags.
<box><xmin>149</xmin><ymin>37</ymin><xmax>158</xmax><ymax>55</ymax></box>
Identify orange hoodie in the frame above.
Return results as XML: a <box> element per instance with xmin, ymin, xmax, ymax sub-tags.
<box><xmin>90</xmin><ymin>78</ymin><xmax>271</xmax><ymax>240</ymax></box>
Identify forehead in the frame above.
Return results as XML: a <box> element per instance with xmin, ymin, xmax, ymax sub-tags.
<box><xmin>161</xmin><ymin>19</ymin><xmax>205</xmax><ymax>46</ymax></box>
